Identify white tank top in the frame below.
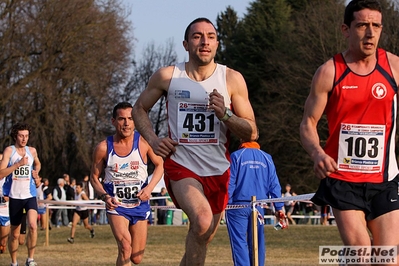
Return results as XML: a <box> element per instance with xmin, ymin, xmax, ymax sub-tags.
<box><xmin>3</xmin><ymin>146</ymin><xmax>36</xmax><ymax>199</ymax></box>
<box><xmin>75</xmin><ymin>191</ymin><xmax>87</xmax><ymax>211</ymax></box>
<box><xmin>167</xmin><ymin>62</ymin><xmax>231</xmax><ymax>176</ymax></box>
<box><xmin>103</xmin><ymin>133</ymin><xmax>148</xmax><ymax>208</ymax></box>
<box><xmin>36</xmin><ymin>183</ymin><xmax>45</xmax><ymax>209</ymax></box>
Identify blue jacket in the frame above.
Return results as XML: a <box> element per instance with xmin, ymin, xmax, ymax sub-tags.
<box><xmin>228</xmin><ymin>142</ymin><xmax>283</xmax><ymax>210</ymax></box>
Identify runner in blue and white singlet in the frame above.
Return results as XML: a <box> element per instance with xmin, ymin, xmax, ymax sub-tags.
<box><xmin>90</xmin><ymin>102</ymin><xmax>164</xmax><ymax>265</ymax></box>
<box><xmin>0</xmin><ymin>123</ymin><xmax>41</xmax><ymax>266</ymax></box>
<box><xmin>3</xmin><ymin>146</ymin><xmax>36</xmax><ymax>199</ymax></box>
<box><xmin>102</xmin><ymin>133</ymin><xmax>151</xmax><ymax>223</ymax></box>
<box><xmin>0</xmin><ymin>177</ymin><xmax>10</xmax><ymax>254</ymax></box>
<box><xmin>0</xmin><ymin>178</ymin><xmax>9</xmax><ymax>222</ymax></box>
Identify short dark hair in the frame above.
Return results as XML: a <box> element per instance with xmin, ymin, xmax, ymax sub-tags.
<box><xmin>184</xmin><ymin>17</ymin><xmax>217</xmax><ymax>42</ymax></box>
<box><xmin>10</xmin><ymin>122</ymin><xmax>31</xmax><ymax>141</ymax></box>
<box><xmin>112</xmin><ymin>102</ymin><xmax>133</xmax><ymax>118</ymax></box>
<box><xmin>76</xmin><ymin>181</ymin><xmax>83</xmax><ymax>188</ymax></box>
<box><xmin>344</xmin><ymin>0</ymin><xmax>382</xmax><ymax>27</ymax></box>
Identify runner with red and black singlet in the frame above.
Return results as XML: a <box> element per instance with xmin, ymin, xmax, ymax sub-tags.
<box><xmin>324</xmin><ymin>48</ymin><xmax>398</xmax><ymax>184</ymax></box>
<box><xmin>300</xmin><ymin>1</ymin><xmax>399</xmax><ymax>262</ymax></box>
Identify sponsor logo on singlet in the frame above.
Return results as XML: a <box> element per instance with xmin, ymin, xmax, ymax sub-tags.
<box><xmin>119</xmin><ymin>163</ymin><xmax>129</xmax><ymax>170</ymax></box>
<box><xmin>175</xmin><ymin>90</ymin><xmax>190</xmax><ymax>99</ymax></box>
<box><xmin>131</xmin><ymin>161</ymin><xmax>139</xmax><ymax>170</ymax></box>
<box><xmin>342</xmin><ymin>85</ymin><xmax>358</xmax><ymax>89</ymax></box>
<box><xmin>371</xmin><ymin>83</ymin><xmax>387</xmax><ymax>99</ymax></box>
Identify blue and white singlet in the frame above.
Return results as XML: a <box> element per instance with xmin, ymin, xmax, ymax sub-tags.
<box><xmin>2</xmin><ymin>146</ymin><xmax>36</xmax><ymax>199</ymax></box>
<box><xmin>103</xmin><ymin>132</ymin><xmax>149</xmax><ymax>209</ymax></box>
<box><xmin>0</xmin><ymin>178</ymin><xmax>9</xmax><ymax>217</ymax></box>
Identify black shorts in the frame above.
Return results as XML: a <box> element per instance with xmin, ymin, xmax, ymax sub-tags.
<box><xmin>75</xmin><ymin>209</ymin><xmax>89</xmax><ymax>220</ymax></box>
<box><xmin>9</xmin><ymin>197</ymin><xmax>38</xmax><ymax>226</ymax></box>
<box><xmin>312</xmin><ymin>176</ymin><xmax>399</xmax><ymax>221</ymax></box>
<box><xmin>20</xmin><ymin>211</ymin><xmax>27</xmax><ymax>234</ymax></box>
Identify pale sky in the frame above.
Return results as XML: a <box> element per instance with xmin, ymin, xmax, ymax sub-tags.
<box><xmin>121</xmin><ymin>0</ymin><xmax>253</xmax><ymax>62</ymax></box>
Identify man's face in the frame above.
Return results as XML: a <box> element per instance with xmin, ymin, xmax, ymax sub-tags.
<box><xmin>183</xmin><ymin>21</ymin><xmax>219</xmax><ymax>65</ymax></box>
<box><xmin>343</xmin><ymin>8</ymin><xmax>382</xmax><ymax>57</ymax></box>
<box><xmin>112</xmin><ymin>107</ymin><xmax>134</xmax><ymax>138</ymax></box>
<box><xmin>15</xmin><ymin>130</ymin><xmax>29</xmax><ymax>147</ymax></box>
<box><xmin>75</xmin><ymin>185</ymin><xmax>82</xmax><ymax>194</ymax></box>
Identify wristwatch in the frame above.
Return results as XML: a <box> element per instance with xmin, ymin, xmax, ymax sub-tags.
<box><xmin>220</xmin><ymin>108</ymin><xmax>233</xmax><ymax>122</ymax></box>
<box><xmin>100</xmin><ymin>193</ymin><xmax>109</xmax><ymax>201</ymax></box>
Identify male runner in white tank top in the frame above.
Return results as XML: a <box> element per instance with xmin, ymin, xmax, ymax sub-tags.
<box><xmin>132</xmin><ymin>17</ymin><xmax>257</xmax><ymax>266</ymax></box>
<box><xmin>67</xmin><ymin>181</ymin><xmax>95</xmax><ymax>244</ymax></box>
<box><xmin>0</xmin><ymin>123</ymin><xmax>41</xmax><ymax>266</ymax></box>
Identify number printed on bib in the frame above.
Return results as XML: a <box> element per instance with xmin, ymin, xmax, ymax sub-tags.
<box><xmin>113</xmin><ymin>179</ymin><xmax>142</xmax><ymax>208</ymax></box>
<box><xmin>177</xmin><ymin>102</ymin><xmax>220</xmax><ymax>145</ymax></box>
<box><xmin>12</xmin><ymin>166</ymin><xmax>30</xmax><ymax>180</ymax></box>
<box><xmin>338</xmin><ymin>123</ymin><xmax>385</xmax><ymax>173</ymax></box>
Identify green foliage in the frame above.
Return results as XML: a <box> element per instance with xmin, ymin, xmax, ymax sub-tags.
<box><xmin>379</xmin><ymin>0</ymin><xmax>399</xmax><ymax>54</ymax></box>
<box><xmin>215</xmin><ymin>0</ymin><xmax>399</xmax><ymax>193</ymax></box>
<box><xmin>215</xmin><ymin>6</ymin><xmax>240</xmax><ymax>64</ymax></box>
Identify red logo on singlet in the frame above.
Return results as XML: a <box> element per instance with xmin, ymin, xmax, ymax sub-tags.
<box><xmin>371</xmin><ymin>83</ymin><xmax>387</xmax><ymax>99</ymax></box>
<box><xmin>131</xmin><ymin>161</ymin><xmax>139</xmax><ymax>170</ymax></box>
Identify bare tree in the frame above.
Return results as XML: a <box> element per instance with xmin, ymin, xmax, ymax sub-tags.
<box><xmin>124</xmin><ymin>39</ymin><xmax>178</xmax><ymax>138</ymax></box>
<box><xmin>0</xmin><ymin>0</ymin><xmax>132</xmax><ymax>181</ymax></box>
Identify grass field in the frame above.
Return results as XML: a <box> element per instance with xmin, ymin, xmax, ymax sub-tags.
<box><xmin>0</xmin><ymin>224</ymin><xmax>342</xmax><ymax>266</ymax></box>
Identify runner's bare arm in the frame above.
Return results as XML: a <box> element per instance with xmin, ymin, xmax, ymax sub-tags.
<box><xmin>223</xmin><ymin>68</ymin><xmax>257</xmax><ymax>142</ymax></box>
<box><xmin>300</xmin><ymin>60</ymin><xmax>337</xmax><ymax>179</ymax></box>
<box><xmin>137</xmin><ymin>138</ymin><xmax>164</xmax><ymax>201</ymax></box>
<box><xmin>132</xmin><ymin>66</ymin><xmax>178</xmax><ymax>158</ymax></box>
<box><xmin>89</xmin><ymin>141</ymin><xmax>118</xmax><ymax>209</ymax></box>
<box><xmin>89</xmin><ymin>141</ymin><xmax>108</xmax><ymax>197</ymax></box>
<box><xmin>31</xmin><ymin>147</ymin><xmax>41</xmax><ymax>181</ymax></box>
<box><xmin>0</xmin><ymin>146</ymin><xmax>29</xmax><ymax>179</ymax></box>
<box><xmin>387</xmin><ymin>52</ymin><xmax>399</xmax><ymax>87</ymax></box>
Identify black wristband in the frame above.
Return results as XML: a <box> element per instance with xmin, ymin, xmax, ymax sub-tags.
<box><xmin>100</xmin><ymin>193</ymin><xmax>109</xmax><ymax>201</ymax></box>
